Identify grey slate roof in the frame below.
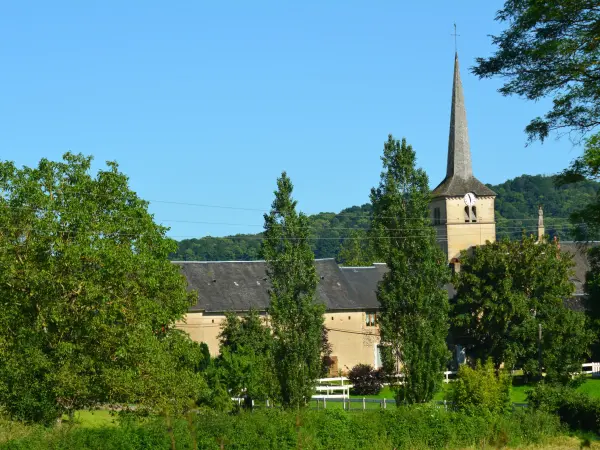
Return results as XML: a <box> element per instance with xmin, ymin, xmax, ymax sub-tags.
<box><xmin>432</xmin><ymin>53</ymin><xmax>496</xmax><ymax>198</ymax></box>
<box><xmin>560</xmin><ymin>242</ymin><xmax>596</xmax><ymax>296</ymax></box>
<box><xmin>175</xmin><ymin>258</ymin><xmax>380</xmax><ymax>313</ymax></box>
<box><xmin>175</xmin><ymin>259</ymin><xmax>457</xmax><ymax>313</ymax></box>
<box><xmin>175</xmin><ymin>242</ymin><xmax>594</xmax><ymax>313</ymax></box>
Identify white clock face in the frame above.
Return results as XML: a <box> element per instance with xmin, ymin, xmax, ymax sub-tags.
<box><xmin>464</xmin><ymin>192</ymin><xmax>476</xmax><ymax>206</ymax></box>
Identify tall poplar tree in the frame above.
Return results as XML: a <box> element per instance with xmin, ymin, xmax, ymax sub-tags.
<box><xmin>262</xmin><ymin>172</ymin><xmax>325</xmax><ymax>408</ymax></box>
<box><xmin>371</xmin><ymin>135</ymin><xmax>450</xmax><ymax>403</ymax></box>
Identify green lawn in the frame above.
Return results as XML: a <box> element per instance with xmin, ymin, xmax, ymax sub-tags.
<box><xmin>577</xmin><ymin>377</ymin><xmax>600</xmax><ymax>398</ymax></box>
<box><xmin>61</xmin><ymin>409</ymin><xmax>117</xmax><ymax>427</ymax></box>
<box><xmin>45</xmin><ymin>378</ymin><xmax>600</xmax><ymax>426</ymax></box>
<box><xmin>342</xmin><ymin>377</ymin><xmax>600</xmax><ymax>405</ymax></box>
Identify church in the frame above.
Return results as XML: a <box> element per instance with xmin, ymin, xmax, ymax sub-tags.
<box><xmin>174</xmin><ymin>53</ymin><xmax>589</xmax><ymax>373</ymax></box>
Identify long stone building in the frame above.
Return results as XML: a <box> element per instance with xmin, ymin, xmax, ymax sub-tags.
<box><xmin>175</xmin><ymin>53</ymin><xmax>591</xmax><ymax>372</ymax></box>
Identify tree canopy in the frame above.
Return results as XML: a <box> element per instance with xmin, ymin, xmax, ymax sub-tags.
<box><xmin>451</xmin><ymin>235</ymin><xmax>593</xmax><ymax>383</ymax></box>
<box><xmin>473</xmin><ymin>1</ymin><xmax>600</xmax><ymax>239</ymax></box>
<box><xmin>0</xmin><ymin>153</ymin><xmax>207</xmax><ymax>423</ymax></box>
<box><xmin>213</xmin><ymin>310</ymin><xmax>278</xmax><ymax>406</ymax></box>
<box><xmin>371</xmin><ymin>135</ymin><xmax>450</xmax><ymax>403</ymax></box>
<box><xmin>262</xmin><ymin>172</ymin><xmax>325</xmax><ymax>408</ymax></box>
<box><xmin>473</xmin><ymin>0</ymin><xmax>600</xmax><ymax>144</ymax></box>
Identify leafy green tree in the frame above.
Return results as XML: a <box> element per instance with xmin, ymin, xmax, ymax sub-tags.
<box><xmin>0</xmin><ymin>153</ymin><xmax>207</xmax><ymax>424</ymax></box>
<box><xmin>451</xmin><ymin>235</ymin><xmax>593</xmax><ymax>383</ymax></box>
<box><xmin>370</xmin><ymin>135</ymin><xmax>451</xmax><ymax>403</ymax></box>
<box><xmin>215</xmin><ymin>310</ymin><xmax>278</xmax><ymax>405</ymax></box>
<box><xmin>338</xmin><ymin>229</ymin><xmax>376</xmax><ymax>266</ymax></box>
<box><xmin>474</xmin><ymin>0</ymin><xmax>600</xmax><ymax>145</ymax></box>
<box><xmin>449</xmin><ymin>359</ymin><xmax>512</xmax><ymax>417</ymax></box>
<box><xmin>473</xmin><ymin>1</ymin><xmax>600</xmax><ymax>238</ymax></box>
<box><xmin>584</xmin><ymin>246</ymin><xmax>600</xmax><ymax>360</ymax></box>
<box><xmin>262</xmin><ymin>172</ymin><xmax>326</xmax><ymax>408</ymax></box>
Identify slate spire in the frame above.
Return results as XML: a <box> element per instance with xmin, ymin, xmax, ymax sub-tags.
<box><xmin>432</xmin><ymin>53</ymin><xmax>496</xmax><ymax>198</ymax></box>
<box><xmin>446</xmin><ymin>52</ymin><xmax>473</xmax><ymax>180</ymax></box>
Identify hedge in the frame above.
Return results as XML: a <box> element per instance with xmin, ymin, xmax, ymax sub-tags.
<box><xmin>0</xmin><ymin>406</ymin><xmax>562</xmax><ymax>450</ymax></box>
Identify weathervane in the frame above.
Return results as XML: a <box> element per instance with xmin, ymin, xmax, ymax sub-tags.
<box><xmin>451</xmin><ymin>23</ymin><xmax>460</xmax><ymax>52</ymax></box>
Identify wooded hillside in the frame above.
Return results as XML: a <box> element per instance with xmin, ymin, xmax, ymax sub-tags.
<box><xmin>170</xmin><ymin>175</ymin><xmax>599</xmax><ymax>261</ymax></box>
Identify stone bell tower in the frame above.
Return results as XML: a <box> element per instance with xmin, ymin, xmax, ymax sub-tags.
<box><xmin>430</xmin><ymin>53</ymin><xmax>497</xmax><ymax>262</ymax></box>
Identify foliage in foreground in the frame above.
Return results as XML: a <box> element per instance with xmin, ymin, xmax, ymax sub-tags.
<box><xmin>0</xmin><ymin>407</ymin><xmax>563</xmax><ymax>450</ymax></box>
<box><xmin>372</xmin><ymin>135</ymin><xmax>450</xmax><ymax>404</ymax></box>
<box><xmin>452</xmin><ymin>235</ymin><xmax>593</xmax><ymax>383</ymax></box>
<box><xmin>527</xmin><ymin>382</ymin><xmax>600</xmax><ymax>435</ymax></box>
<box><xmin>585</xmin><ymin>246</ymin><xmax>600</xmax><ymax>361</ymax></box>
<box><xmin>449</xmin><ymin>359</ymin><xmax>512</xmax><ymax>417</ymax></box>
<box><xmin>213</xmin><ymin>310</ymin><xmax>278</xmax><ymax>406</ymax></box>
<box><xmin>0</xmin><ymin>154</ymin><xmax>207</xmax><ymax>424</ymax></box>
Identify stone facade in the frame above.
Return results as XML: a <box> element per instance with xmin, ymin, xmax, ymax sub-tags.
<box><xmin>178</xmin><ymin>309</ymin><xmax>381</xmax><ymax>375</ymax></box>
<box><xmin>431</xmin><ymin>195</ymin><xmax>496</xmax><ymax>261</ymax></box>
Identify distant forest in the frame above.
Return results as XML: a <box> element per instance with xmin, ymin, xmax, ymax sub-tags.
<box><xmin>170</xmin><ymin>174</ymin><xmax>600</xmax><ymax>262</ymax></box>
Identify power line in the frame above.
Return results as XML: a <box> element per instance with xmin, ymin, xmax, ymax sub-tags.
<box><xmin>0</xmin><ymin>200</ymin><xmax>575</xmax><ymax>222</ymax></box>
<box><xmin>0</xmin><ymin>222</ymin><xmax>567</xmax><ymax>240</ymax></box>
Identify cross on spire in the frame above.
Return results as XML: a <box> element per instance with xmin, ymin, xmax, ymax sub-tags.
<box><xmin>451</xmin><ymin>23</ymin><xmax>460</xmax><ymax>52</ymax></box>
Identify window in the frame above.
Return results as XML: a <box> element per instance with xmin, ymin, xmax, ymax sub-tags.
<box><xmin>464</xmin><ymin>206</ymin><xmax>478</xmax><ymax>223</ymax></box>
<box><xmin>375</xmin><ymin>344</ymin><xmax>383</xmax><ymax>369</ymax></box>
<box><xmin>433</xmin><ymin>207</ymin><xmax>441</xmax><ymax>225</ymax></box>
<box><xmin>365</xmin><ymin>311</ymin><xmax>377</xmax><ymax>327</ymax></box>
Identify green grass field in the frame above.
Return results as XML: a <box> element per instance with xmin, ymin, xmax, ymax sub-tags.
<box><xmin>61</xmin><ymin>409</ymin><xmax>117</xmax><ymax>427</ymax></box>
<box><xmin>341</xmin><ymin>377</ymin><xmax>600</xmax><ymax>405</ymax></box>
<box><xmin>30</xmin><ymin>377</ymin><xmax>600</xmax><ymax>427</ymax></box>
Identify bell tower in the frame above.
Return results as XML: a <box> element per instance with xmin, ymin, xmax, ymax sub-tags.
<box><xmin>430</xmin><ymin>53</ymin><xmax>496</xmax><ymax>262</ymax></box>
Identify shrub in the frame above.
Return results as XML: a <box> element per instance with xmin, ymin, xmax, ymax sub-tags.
<box><xmin>0</xmin><ymin>407</ymin><xmax>563</xmax><ymax>450</ymax></box>
<box><xmin>448</xmin><ymin>359</ymin><xmax>511</xmax><ymax>416</ymax></box>
<box><xmin>527</xmin><ymin>383</ymin><xmax>600</xmax><ymax>434</ymax></box>
<box><xmin>347</xmin><ymin>364</ymin><xmax>383</xmax><ymax>395</ymax></box>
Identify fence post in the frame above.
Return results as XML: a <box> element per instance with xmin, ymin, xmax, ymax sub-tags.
<box><xmin>266</xmin><ymin>399</ymin><xmax>270</xmax><ymax>408</ymax></box>
<box><xmin>383</xmin><ymin>398</ymin><xmax>386</xmax><ymax>410</ymax></box>
<box><xmin>252</xmin><ymin>399</ymin><xmax>254</xmax><ymax>411</ymax></box>
<box><xmin>324</xmin><ymin>397</ymin><xmax>327</xmax><ymax>409</ymax></box>
<box><xmin>363</xmin><ymin>398</ymin><xmax>366</xmax><ymax>411</ymax></box>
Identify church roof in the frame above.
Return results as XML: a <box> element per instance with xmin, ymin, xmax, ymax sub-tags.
<box><xmin>174</xmin><ymin>259</ymin><xmax>452</xmax><ymax>313</ymax></box>
<box><xmin>175</xmin><ymin>258</ymin><xmax>379</xmax><ymax>312</ymax></box>
<box><xmin>174</xmin><ymin>242</ymin><xmax>592</xmax><ymax>313</ymax></box>
<box><xmin>560</xmin><ymin>242</ymin><xmax>596</xmax><ymax>296</ymax></box>
<box><xmin>432</xmin><ymin>53</ymin><xmax>496</xmax><ymax>198</ymax></box>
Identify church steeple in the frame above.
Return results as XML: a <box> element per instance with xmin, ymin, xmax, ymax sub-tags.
<box><xmin>432</xmin><ymin>53</ymin><xmax>496</xmax><ymax>198</ymax></box>
<box><xmin>429</xmin><ymin>51</ymin><xmax>497</xmax><ymax>262</ymax></box>
<box><xmin>446</xmin><ymin>53</ymin><xmax>473</xmax><ymax>180</ymax></box>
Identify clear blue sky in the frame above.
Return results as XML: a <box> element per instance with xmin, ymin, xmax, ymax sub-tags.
<box><xmin>0</xmin><ymin>1</ymin><xmax>579</xmax><ymax>239</ymax></box>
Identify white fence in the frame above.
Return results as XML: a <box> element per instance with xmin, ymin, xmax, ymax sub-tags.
<box><xmin>312</xmin><ymin>363</ymin><xmax>600</xmax><ymax>400</ymax></box>
<box><xmin>582</xmin><ymin>362</ymin><xmax>600</xmax><ymax>376</ymax></box>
